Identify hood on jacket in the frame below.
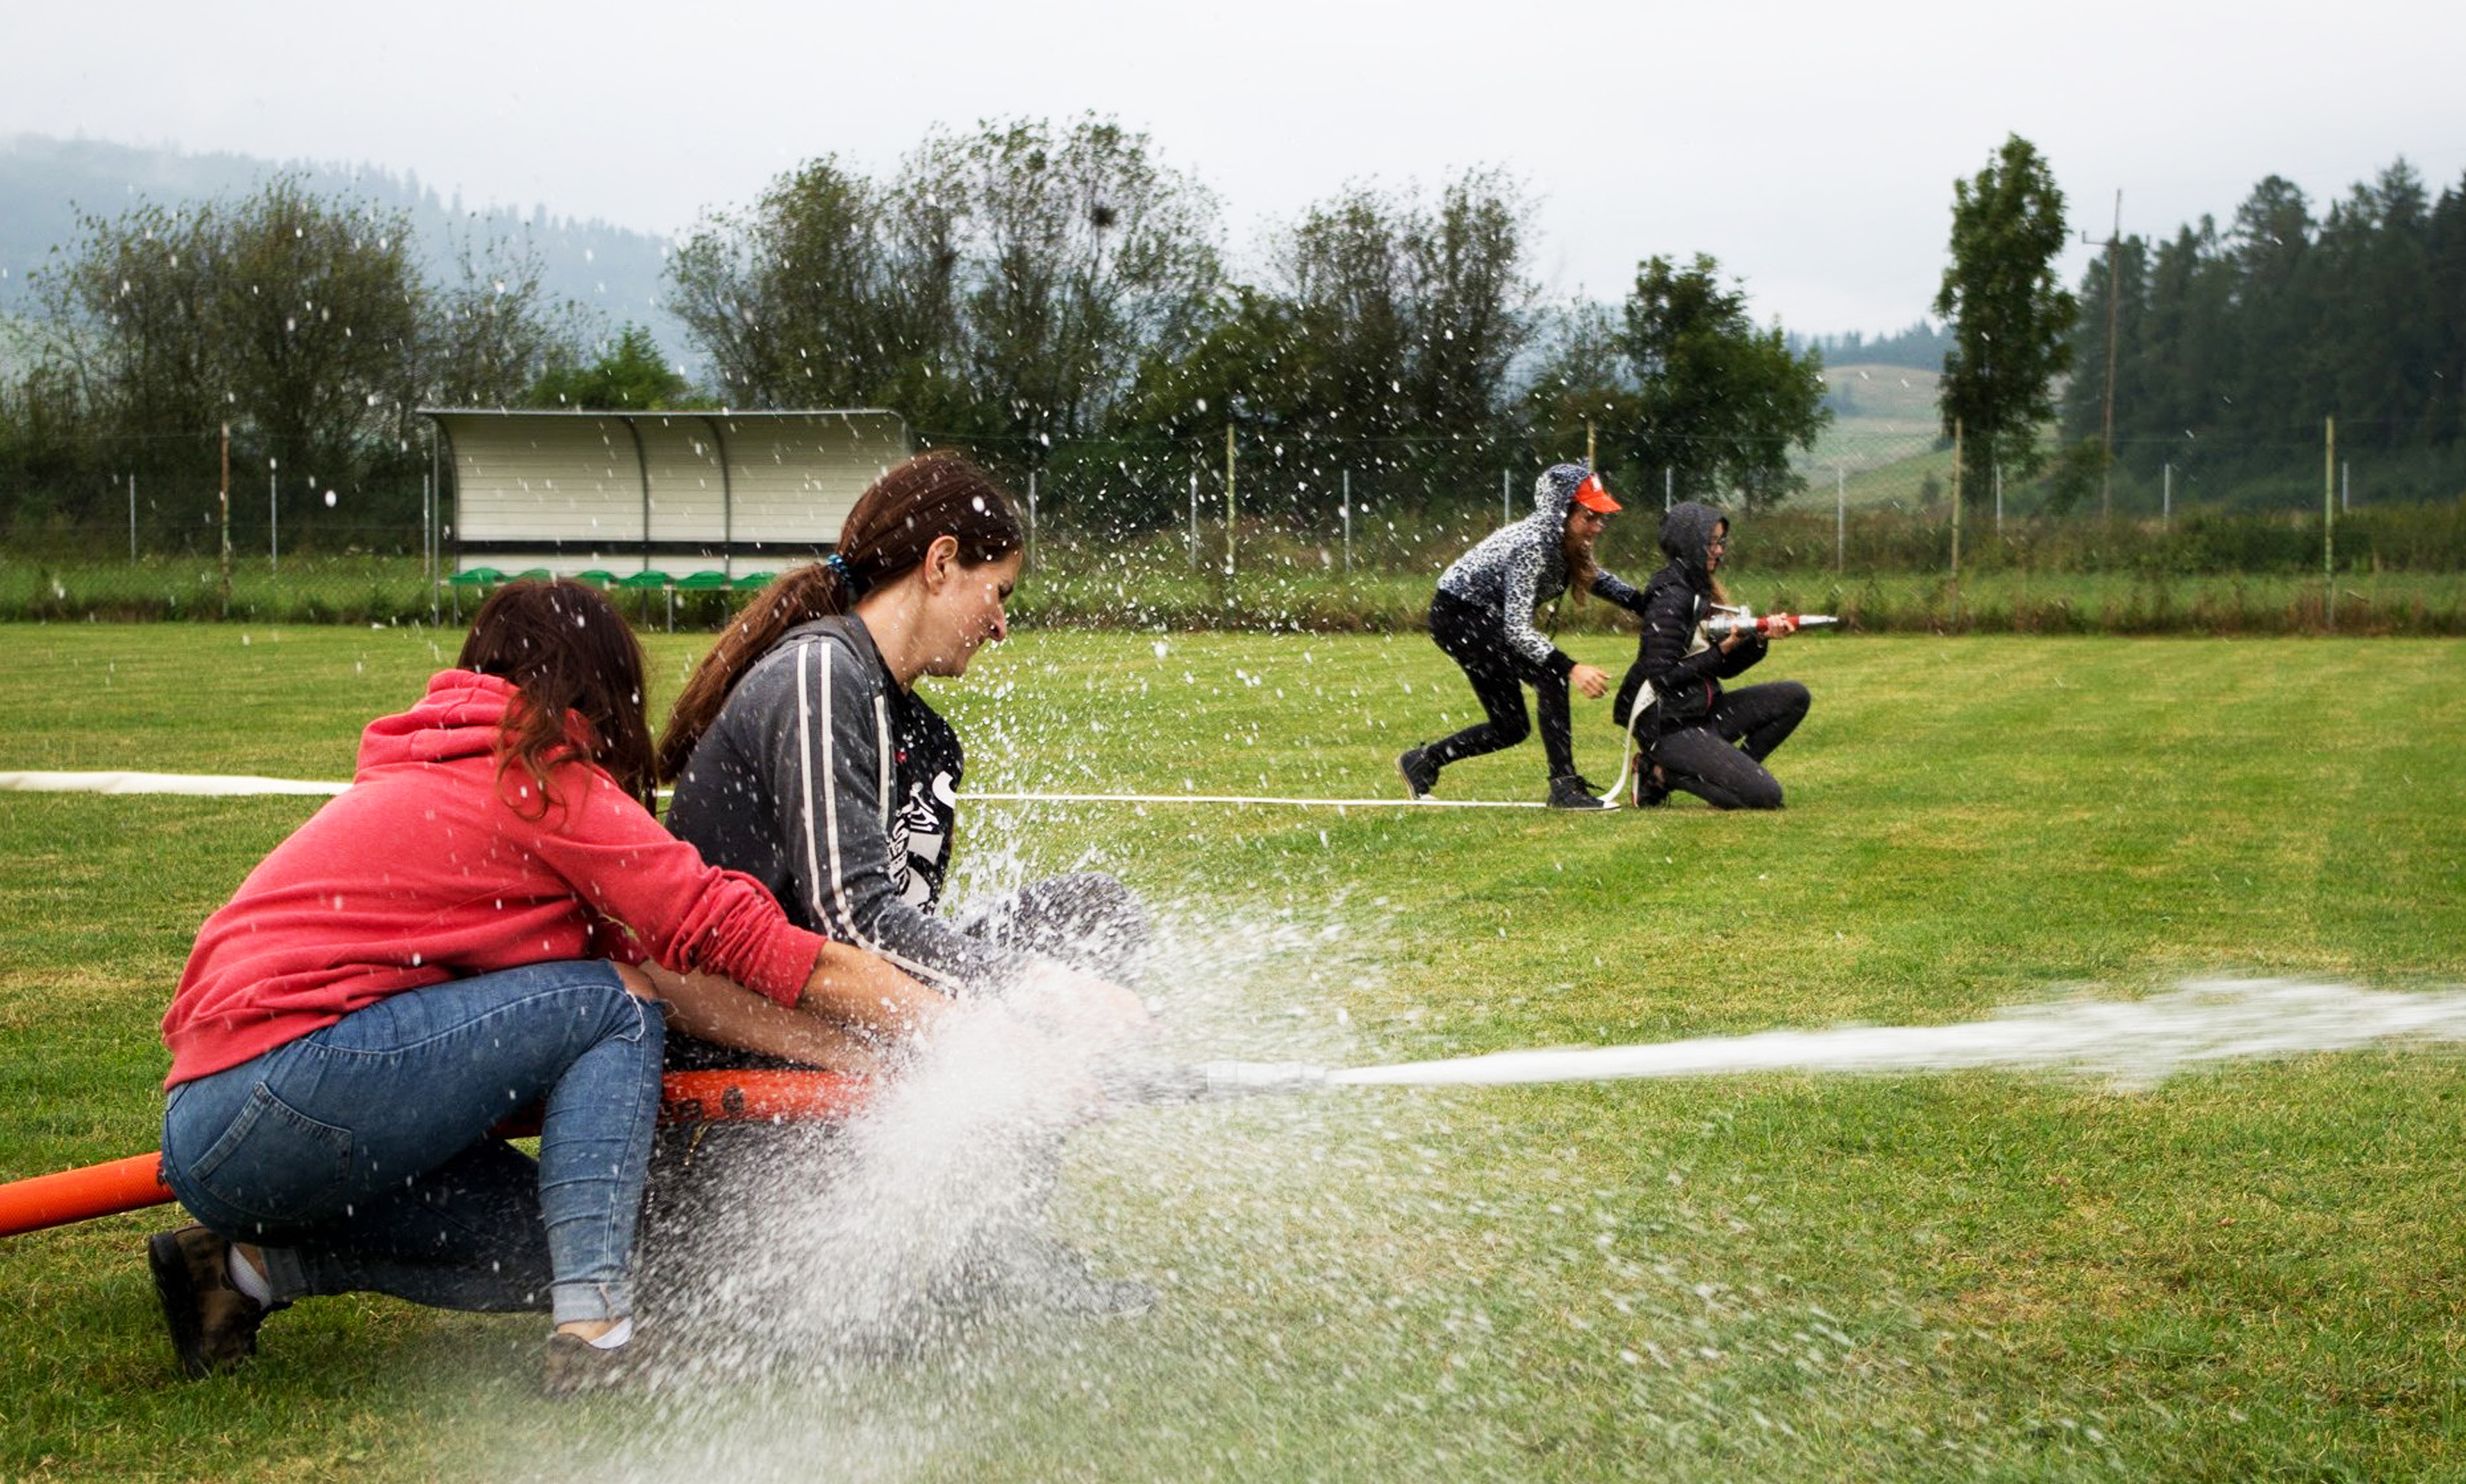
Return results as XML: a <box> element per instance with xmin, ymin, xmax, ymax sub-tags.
<box><xmin>356</xmin><ymin>670</ymin><xmax>519</xmax><ymax>773</ymax></box>
<box><xmin>1529</xmin><ymin>461</ymin><xmax>1597</xmax><ymax>523</ymax></box>
<box><xmin>1658</xmin><ymin>500</ymin><xmax>1728</xmax><ymax>573</ymax></box>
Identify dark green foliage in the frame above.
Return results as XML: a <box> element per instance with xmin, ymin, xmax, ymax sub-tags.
<box><xmin>2058</xmin><ymin>160</ymin><xmax>2466</xmax><ymax>505</ymax></box>
<box><xmin>1935</xmin><ymin>135</ymin><xmax>2077</xmax><ymax>499</ymax></box>
<box><xmin>1615</xmin><ymin>254</ymin><xmax>1832</xmax><ymax>512</ymax></box>
<box><xmin>526</xmin><ymin>325</ymin><xmax>699</xmax><ymax>411</ymax></box>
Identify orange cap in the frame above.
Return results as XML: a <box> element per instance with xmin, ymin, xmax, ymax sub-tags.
<box><xmin>1571</xmin><ymin>472</ymin><xmax>1620</xmax><ymax>513</ymax></box>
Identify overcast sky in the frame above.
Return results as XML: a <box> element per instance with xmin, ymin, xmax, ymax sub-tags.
<box><xmin>8</xmin><ymin>0</ymin><xmax>2462</xmax><ymax>338</ymax></box>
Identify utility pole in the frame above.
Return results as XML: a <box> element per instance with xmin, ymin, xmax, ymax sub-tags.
<box><xmin>2080</xmin><ymin>191</ymin><xmax>2124</xmax><ymax>526</ymax></box>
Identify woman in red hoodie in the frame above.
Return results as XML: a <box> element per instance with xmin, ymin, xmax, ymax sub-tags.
<box><xmin>153</xmin><ymin>579</ymin><xmax>942</xmax><ymax>1394</ymax></box>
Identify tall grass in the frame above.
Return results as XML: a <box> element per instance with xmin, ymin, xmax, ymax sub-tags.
<box><xmin>5</xmin><ymin>498</ymin><xmax>2463</xmax><ymax>633</ymax></box>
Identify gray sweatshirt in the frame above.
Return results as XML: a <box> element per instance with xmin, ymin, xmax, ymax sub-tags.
<box><xmin>663</xmin><ymin>614</ymin><xmax>1016</xmax><ymax>995</ymax></box>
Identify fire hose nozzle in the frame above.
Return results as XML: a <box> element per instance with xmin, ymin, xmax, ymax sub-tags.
<box><xmin>1105</xmin><ymin>1059</ymin><xmax>1334</xmax><ymax>1103</ymax></box>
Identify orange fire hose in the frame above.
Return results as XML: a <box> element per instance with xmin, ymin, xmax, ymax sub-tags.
<box><xmin>0</xmin><ymin>1070</ymin><xmax>868</xmax><ymax>1240</ymax></box>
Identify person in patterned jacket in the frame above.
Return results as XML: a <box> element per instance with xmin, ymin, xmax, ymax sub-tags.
<box><xmin>1396</xmin><ymin>461</ymin><xmax>1645</xmax><ymax>810</ymax></box>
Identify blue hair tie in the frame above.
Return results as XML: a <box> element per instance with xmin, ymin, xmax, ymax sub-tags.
<box><xmin>824</xmin><ymin>552</ymin><xmax>852</xmax><ymax>583</ymax></box>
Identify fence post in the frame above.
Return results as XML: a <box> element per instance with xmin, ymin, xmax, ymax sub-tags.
<box><xmin>1026</xmin><ymin>470</ymin><xmax>1038</xmax><ymax>572</ymax></box>
<box><xmin>218</xmin><ymin>423</ymin><xmax>232</xmax><ymax>619</ymax></box>
<box><xmin>2324</xmin><ymin>415</ymin><xmax>2337</xmax><ymax>631</ymax></box>
<box><xmin>1187</xmin><ymin>467</ymin><xmax>1198</xmax><ymax>570</ymax></box>
<box><xmin>1950</xmin><ymin>419</ymin><xmax>1963</xmax><ymax>628</ymax></box>
<box><xmin>1834</xmin><ymin>467</ymin><xmax>1845</xmax><ymax>573</ymax></box>
<box><xmin>2162</xmin><ymin>463</ymin><xmax>2171</xmax><ymax>531</ymax></box>
<box><xmin>128</xmin><ymin>474</ymin><xmax>137</xmax><ymax>562</ymax></box>
<box><xmin>1501</xmin><ymin>469</ymin><xmax>1509</xmax><ymax>524</ymax></box>
<box><xmin>1223</xmin><ymin>422</ymin><xmax>1237</xmax><ymax>606</ymax></box>
<box><xmin>269</xmin><ymin>468</ymin><xmax>279</xmax><ymax>575</ymax></box>
<box><xmin>1341</xmin><ymin>468</ymin><xmax>1353</xmax><ymax>575</ymax></box>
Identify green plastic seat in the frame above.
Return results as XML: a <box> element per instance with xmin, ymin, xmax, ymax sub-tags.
<box><xmin>673</xmin><ymin>569</ymin><xmax>733</xmax><ymax>592</ymax></box>
<box><xmin>611</xmin><ymin>569</ymin><xmax>675</xmax><ymax>631</ymax></box>
<box><xmin>447</xmin><ymin>566</ymin><xmax>506</xmax><ymax>587</ymax></box>
<box><xmin>732</xmin><ymin>571</ymin><xmax>779</xmax><ymax>591</ymax></box>
<box><xmin>574</xmin><ymin>569</ymin><xmax>617</xmax><ymax>588</ymax></box>
<box><xmin>516</xmin><ymin>568</ymin><xmax>554</xmax><ymax>583</ymax></box>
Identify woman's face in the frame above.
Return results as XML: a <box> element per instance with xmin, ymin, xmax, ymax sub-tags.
<box><xmin>1705</xmin><ymin>521</ymin><xmax>1729</xmax><ymax>573</ymax></box>
<box><xmin>920</xmin><ymin>548</ymin><xmax>1024</xmax><ymax>679</ymax></box>
<box><xmin>1564</xmin><ymin>506</ymin><xmax>1608</xmax><ymax>552</ymax></box>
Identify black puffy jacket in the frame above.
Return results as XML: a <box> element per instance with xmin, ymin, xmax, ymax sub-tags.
<box><xmin>1611</xmin><ymin>501</ymin><xmax>1767</xmax><ymax>734</ymax></box>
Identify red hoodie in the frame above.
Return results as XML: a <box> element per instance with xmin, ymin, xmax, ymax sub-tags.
<box><xmin>162</xmin><ymin>671</ymin><xmax>830</xmax><ymax>1086</ymax></box>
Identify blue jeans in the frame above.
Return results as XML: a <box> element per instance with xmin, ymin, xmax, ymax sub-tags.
<box><xmin>161</xmin><ymin>961</ymin><xmax>665</xmax><ymax>1326</ymax></box>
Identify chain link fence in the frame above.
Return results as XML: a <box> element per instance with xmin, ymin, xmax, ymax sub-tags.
<box><xmin>4</xmin><ymin>424</ymin><xmax>2460</xmax><ymax>633</ymax></box>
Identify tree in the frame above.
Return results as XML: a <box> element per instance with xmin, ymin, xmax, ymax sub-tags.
<box><xmin>923</xmin><ymin>116</ymin><xmax>1223</xmax><ymax>458</ymax></box>
<box><xmin>1401</xmin><ymin>169</ymin><xmax>1538</xmax><ymax>435</ymax></box>
<box><xmin>528</xmin><ymin>324</ymin><xmax>697</xmax><ymax>410</ymax></box>
<box><xmin>33</xmin><ymin>176</ymin><xmax>431</xmax><ymax>522</ymax></box>
<box><xmin>1617</xmin><ymin>253</ymin><xmax>1831</xmax><ymax>512</ymax></box>
<box><xmin>33</xmin><ymin>198</ymin><xmax>222</xmax><ymax>495</ymax></box>
<box><xmin>666</xmin><ymin>157</ymin><xmax>916</xmax><ymax>411</ymax></box>
<box><xmin>2428</xmin><ymin>170</ymin><xmax>2466</xmax><ymax>445</ymax></box>
<box><xmin>1934</xmin><ymin>135</ymin><xmax>2076</xmax><ymax>503</ymax></box>
<box><xmin>424</xmin><ymin>227</ymin><xmax>589</xmax><ymax>407</ymax></box>
<box><xmin>205</xmin><ymin>177</ymin><xmax>424</xmax><ymax>505</ymax></box>
<box><xmin>1271</xmin><ymin>170</ymin><xmax>1537</xmax><ymax>442</ymax></box>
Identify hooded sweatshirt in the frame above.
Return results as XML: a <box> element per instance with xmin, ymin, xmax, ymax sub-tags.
<box><xmin>1434</xmin><ymin>462</ymin><xmax>1642</xmax><ymax>671</ymax></box>
<box><xmin>663</xmin><ymin>614</ymin><xmax>1011</xmax><ymax>997</ymax></box>
<box><xmin>1611</xmin><ymin>500</ymin><xmax>1768</xmax><ymax>731</ymax></box>
<box><xmin>161</xmin><ymin>670</ymin><xmax>831</xmax><ymax>1086</ymax></box>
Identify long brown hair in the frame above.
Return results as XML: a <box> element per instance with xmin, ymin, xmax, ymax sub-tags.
<box><xmin>458</xmin><ymin>578</ymin><xmax>657</xmax><ymax>813</ymax></box>
<box><xmin>1561</xmin><ymin>516</ymin><xmax>1599</xmax><ymax>605</ymax></box>
<box><xmin>656</xmin><ymin>449</ymin><xmax>1023</xmax><ymax>782</ymax></box>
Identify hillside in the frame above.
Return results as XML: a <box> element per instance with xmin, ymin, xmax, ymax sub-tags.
<box><xmin>1798</xmin><ymin>362</ymin><xmax>1945</xmax><ymax>492</ymax></box>
<box><xmin>0</xmin><ymin>133</ymin><xmax>687</xmax><ymax>361</ymax></box>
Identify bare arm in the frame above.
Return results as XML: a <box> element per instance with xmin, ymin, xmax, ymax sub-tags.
<box><xmin>797</xmin><ymin>939</ymin><xmax>951</xmax><ymax>1043</ymax></box>
<box><xmin>638</xmin><ymin>963</ymin><xmax>883</xmax><ymax>1072</ymax></box>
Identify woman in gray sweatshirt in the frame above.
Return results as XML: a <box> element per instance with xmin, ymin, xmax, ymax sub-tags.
<box><xmin>1395</xmin><ymin>461</ymin><xmax>1646</xmax><ymax>810</ymax></box>
<box><xmin>650</xmin><ymin>451</ymin><xmax>1154</xmax><ymax>1324</ymax></box>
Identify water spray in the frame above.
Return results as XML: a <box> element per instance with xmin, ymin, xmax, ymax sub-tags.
<box><xmin>12</xmin><ymin>981</ymin><xmax>2459</xmax><ymax>1238</ymax></box>
<box><xmin>1103</xmin><ymin>1060</ymin><xmax>1335</xmax><ymax>1103</ymax></box>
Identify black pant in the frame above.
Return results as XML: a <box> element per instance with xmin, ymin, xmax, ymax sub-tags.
<box><xmin>1423</xmin><ymin>591</ymin><xmax>1577</xmax><ymax>781</ymax></box>
<box><xmin>1649</xmin><ymin>681</ymin><xmax>1808</xmax><ymax>810</ymax></box>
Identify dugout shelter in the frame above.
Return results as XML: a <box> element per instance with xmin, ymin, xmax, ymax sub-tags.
<box><xmin>420</xmin><ymin>408</ymin><xmax>910</xmax><ymax>586</ymax></box>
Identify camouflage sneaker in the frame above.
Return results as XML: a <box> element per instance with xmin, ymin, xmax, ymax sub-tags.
<box><xmin>148</xmin><ymin>1226</ymin><xmax>268</xmax><ymax>1378</ymax></box>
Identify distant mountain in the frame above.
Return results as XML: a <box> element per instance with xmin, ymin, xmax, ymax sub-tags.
<box><xmin>0</xmin><ymin>132</ymin><xmax>688</xmax><ymax>364</ymax></box>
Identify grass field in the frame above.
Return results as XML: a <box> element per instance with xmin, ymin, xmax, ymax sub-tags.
<box><xmin>2</xmin><ymin>622</ymin><xmax>2462</xmax><ymax>1481</ymax></box>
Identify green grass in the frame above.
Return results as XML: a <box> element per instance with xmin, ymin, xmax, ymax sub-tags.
<box><xmin>2</xmin><ymin>623</ymin><xmax>2463</xmax><ymax>1480</ymax></box>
